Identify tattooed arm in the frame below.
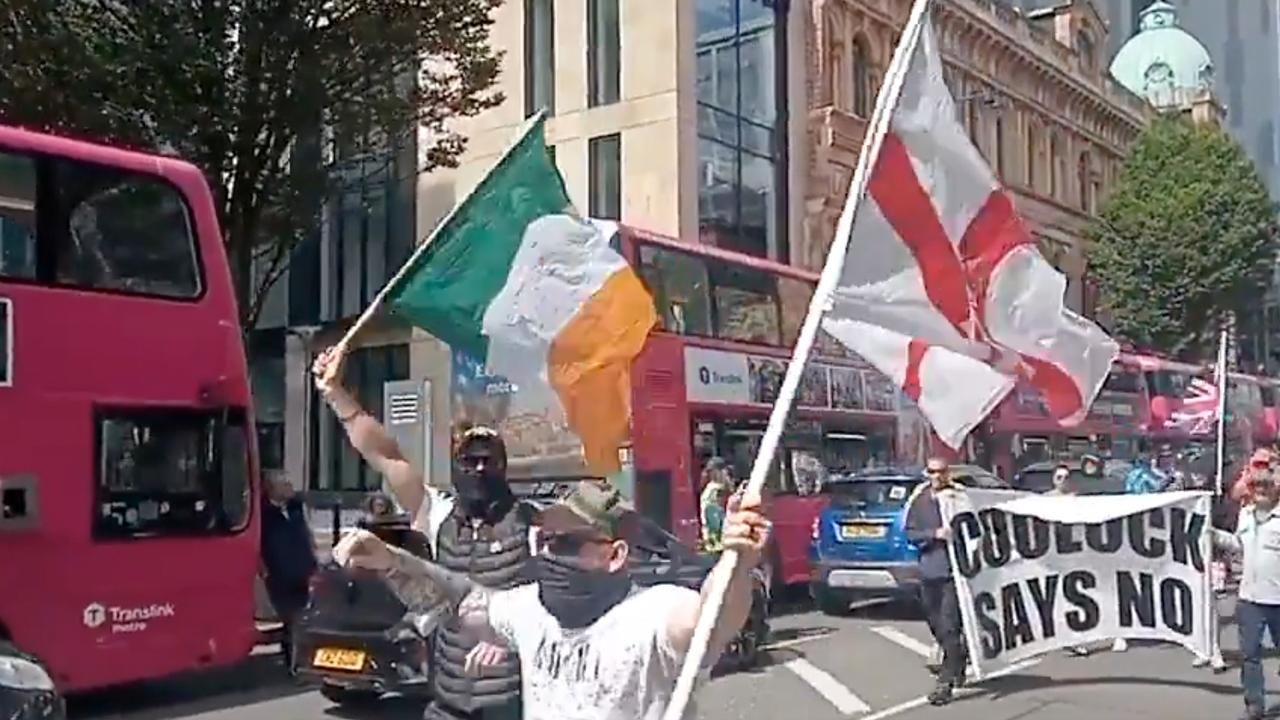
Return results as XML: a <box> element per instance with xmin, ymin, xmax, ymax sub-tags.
<box><xmin>382</xmin><ymin>544</ymin><xmax>501</xmax><ymax>641</ymax></box>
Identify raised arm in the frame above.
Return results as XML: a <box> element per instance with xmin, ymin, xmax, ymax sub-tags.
<box><xmin>313</xmin><ymin>347</ymin><xmax>427</xmax><ymax>520</ymax></box>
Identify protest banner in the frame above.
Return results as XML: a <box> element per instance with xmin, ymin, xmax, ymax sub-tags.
<box><xmin>938</xmin><ymin>489</ymin><xmax>1215</xmax><ymax>677</ymax></box>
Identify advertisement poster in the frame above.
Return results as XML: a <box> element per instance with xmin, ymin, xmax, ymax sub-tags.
<box><xmin>686</xmin><ymin>346</ymin><xmax>896</xmax><ymax>415</ymax></box>
<box><xmin>450</xmin><ymin>349</ymin><xmax>586</xmax><ymax>477</ymax></box>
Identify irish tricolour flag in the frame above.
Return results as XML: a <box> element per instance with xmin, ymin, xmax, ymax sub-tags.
<box><xmin>383</xmin><ymin>115</ymin><xmax>656</xmax><ymax>474</ymax></box>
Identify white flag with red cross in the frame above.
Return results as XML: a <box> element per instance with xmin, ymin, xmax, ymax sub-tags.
<box><xmin>821</xmin><ymin>15</ymin><xmax>1118</xmax><ymax>449</ymax></box>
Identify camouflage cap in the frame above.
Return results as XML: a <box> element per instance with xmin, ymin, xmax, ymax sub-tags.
<box><xmin>540</xmin><ymin>480</ymin><xmax>636</xmax><ymax>538</ymax></box>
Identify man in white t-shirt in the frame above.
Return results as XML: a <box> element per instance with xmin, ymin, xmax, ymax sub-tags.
<box><xmin>334</xmin><ymin>480</ymin><xmax>770</xmax><ymax>720</ymax></box>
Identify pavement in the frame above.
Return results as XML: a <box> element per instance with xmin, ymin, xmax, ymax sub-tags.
<box><xmin>68</xmin><ymin>593</ymin><xmax>1270</xmax><ymax>720</ymax></box>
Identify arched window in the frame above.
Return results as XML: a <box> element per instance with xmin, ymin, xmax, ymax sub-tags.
<box><xmin>1025</xmin><ymin>120</ymin><xmax>1039</xmax><ymax>189</ymax></box>
<box><xmin>1049</xmin><ymin>133</ymin><xmax>1063</xmax><ymax>199</ymax></box>
<box><xmin>851</xmin><ymin>36</ymin><xmax>871</xmax><ymax>118</ymax></box>
<box><xmin>1076</xmin><ymin>31</ymin><xmax>1095</xmax><ymax>71</ymax></box>
<box><xmin>827</xmin><ymin>41</ymin><xmax>845</xmax><ymax>108</ymax></box>
<box><xmin>1077</xmin><ymin>150</ymin><xmax>1093</xmax><ymax>212</ymax></box>
<box><xmin>995</xmin><ymin>115</ymin><xmax>1007</xmax><ymax>179</ymax></box>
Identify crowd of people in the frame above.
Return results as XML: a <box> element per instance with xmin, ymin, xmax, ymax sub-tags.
<box><xmin>253</xmin><ymin>342</ymin><xmax>1280</xmax><ymax>720</ymax></box>
<box><xmin>298</xmin><ymin>346</ymin><xmax>770</xmax><ymax>720</ymax></box>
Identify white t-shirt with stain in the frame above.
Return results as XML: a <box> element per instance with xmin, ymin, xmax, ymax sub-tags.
<box><xmin>488</xmin><ymin>582</ymin><xmax>702</xmax><ymax>720</ymax></box>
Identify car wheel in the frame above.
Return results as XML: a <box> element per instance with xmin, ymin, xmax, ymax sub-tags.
<box><xmin>320</xmin><ymin>682</ymin><xmax>379</xmax><ymax>706</ymax></box>
<box><xmin>812</xmin><ymin>585</ymin><xmax>850</xmax><ymax>616</ymax></box>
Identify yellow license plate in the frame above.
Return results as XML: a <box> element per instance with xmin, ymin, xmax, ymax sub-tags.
<box><xmin>313</xmin><ymin>647</ymin><xmax>367</xmax><ymax>672</ymax></box>
<box><xmin>840</xmin><ymin>524</ymin><xmax>887</xmax><ymax>540</ymax></box>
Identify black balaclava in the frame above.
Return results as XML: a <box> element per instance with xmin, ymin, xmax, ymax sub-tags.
<box><xmin>452</xmin><ymin>428</ymin><xmax>514</xmax><ymax>521</ymax></box>
<box><xmin>534</xmin><ymin>552</ymin><xmax>633</xmax><ymax>628</ymax></box>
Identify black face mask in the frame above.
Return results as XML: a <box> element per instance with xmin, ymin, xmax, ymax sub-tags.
<box><xmin>453</xmin><ymin>467</ymin><xmax>511</xmax><ymax>517</ymax></box>
<box><xmin>535</xmin><ymin>554</ymin><xmax>633</xmax><ymax>628</ymax></box>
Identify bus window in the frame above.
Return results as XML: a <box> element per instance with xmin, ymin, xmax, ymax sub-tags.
<box><xmin>0</xmin><ymin>153</ymin><xmax>36</xmax><ymax>279</ymax></box>
<box><xmin>788</xmin><ymin>448</ymin><xmax>827</xmax><ymax>496</ymax></box>
<box><xmin>707</xmin><ymin>258</ymin><xmax>780</xmax><ymax>345</ymax></box>
<box><xmin>1103</xmin><ymin>370</ymin><xmax>1142</xmax><ymax>394</ymax></box>
<box><xmin>636</xmin><ymin>243</ymin><xmax>712</xmax><ymax>336</ymax></box>
<box><xmin>1147</xmin><ymin>369</ymin><xmax>1189</xmax><ymax>398</ymax></box>
<box><xmin>95</xmin><ymin>409</ymin><xmax>252</xmax><ymax>540</ymax></box>
<box><xmin>0</xmin><ymin>149</ymin><xmax>201</xmax><ymax>298</ymax></box>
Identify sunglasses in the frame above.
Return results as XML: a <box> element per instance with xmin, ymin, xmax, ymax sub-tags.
<box><xmin>538</xmin><ymin>531</ymin><xmax>614</xmax><ymax>556</ymax></box>
<box><xmin>925</xmin><ymin>468</ymin><xmax>948</xmax><ymax>476</ymax></box>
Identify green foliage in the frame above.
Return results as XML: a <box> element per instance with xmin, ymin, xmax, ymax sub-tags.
<box><xmin>0</xmin><ymin>0</ymin><xmax>504</xmax><ymax>329</ymax></box>
<box><xmin>1086</xmin><ymin>117</ymin><xmax>1278</xmax><ymax>360</ymax></box>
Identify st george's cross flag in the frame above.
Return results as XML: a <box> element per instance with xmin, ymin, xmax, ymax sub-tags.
<box><xmin>820</xmin><ymin>15</ymin><xmax>1119</xmax><ymax>448</ymax></box>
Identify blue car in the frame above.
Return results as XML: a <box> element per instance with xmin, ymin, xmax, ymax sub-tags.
<box><xmin>809</xmin><ymin>465</ymin><xmax>1005</xmax><ymax>615</ymax></box>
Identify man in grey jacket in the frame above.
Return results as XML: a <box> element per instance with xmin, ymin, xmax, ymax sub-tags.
<box><xmin>904</xmin><ymin>457</ymin><xmax>967</xmax><ymax>706</ymax></box>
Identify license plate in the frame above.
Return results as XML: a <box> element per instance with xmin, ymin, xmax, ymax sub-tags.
<box><xmin>840</xmin><ymin>523</ymin><xmax>887</xmax><ymax>540</ymax></box>
<box><xmin>313</xmin><ymin>647</ymin><xmax>366</xmax><ymax>672</ymax></box>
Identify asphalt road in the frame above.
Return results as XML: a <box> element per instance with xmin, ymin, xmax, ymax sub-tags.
<box><xmin>69</xmin><ymin>594</ymin><xmax>1269</xmax><ymax>720</ymax></box>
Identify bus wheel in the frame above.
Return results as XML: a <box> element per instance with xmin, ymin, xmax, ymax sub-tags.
<box><xmin>320</xmin><ymin>683</ymin><xmax>378</xmax><ymax>706</ymax></box>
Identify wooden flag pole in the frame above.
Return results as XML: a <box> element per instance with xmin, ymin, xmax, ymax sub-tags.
<box><xmin>659</xmin><ymin>0</ymin><xmax>934</xmax><ymax>717</ymax></box>
<box><xmin>331</xmin><ymin>110</ymin><xmax>549</xmax><ymax>355</ymax></box>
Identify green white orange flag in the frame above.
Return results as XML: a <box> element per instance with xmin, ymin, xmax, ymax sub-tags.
<box><xmin>384</xmin><ymin>115</ymin><xmax>656</xmax><ymax>474</ymax></box>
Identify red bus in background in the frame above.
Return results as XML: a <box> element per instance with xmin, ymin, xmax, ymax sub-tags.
<box><xmin>976</xmin><ymin>355</ymin><xmax>1150</xmax><ymax>479</ymax></box>
<box><xmin>619</xmin><ymin>228</ymin><xmax>906</xmax><ymax>587</ymax></box>
<box><xmin>0</xmin><ymin>127</ymin><xmax>259</xmax><ymax>691</ymax></box>
<box><xmin>1138</xmin><ymin>352</ymin><xmax>1277</xmax><ymax>451</ymax></box>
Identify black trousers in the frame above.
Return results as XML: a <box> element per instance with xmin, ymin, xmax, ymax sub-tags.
<box><xmin>266</xmin><ymin>580</ymin><xmax>310</xmax><ymax>671</ymax></box>
<box><xmin>920</xmin><ymin>578</ymin><xmax>967</xmax><ymax>684</ymax></box>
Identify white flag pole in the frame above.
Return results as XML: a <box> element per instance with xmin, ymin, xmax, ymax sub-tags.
<box><xmin>1214</xmin><ymin>330</ymin><xmax>1229</xmax><ymax>495</ymax></box>
<box><xmin>660</xmin><ymin>1</ymin><xmax>934</xmax><ymax>717</ymax></box>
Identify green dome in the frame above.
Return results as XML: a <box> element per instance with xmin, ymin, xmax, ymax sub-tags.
<box><xmin>1109</xmin><ymin>1</ymin><xmax>1214</xmax><ymax>103</ymax></box>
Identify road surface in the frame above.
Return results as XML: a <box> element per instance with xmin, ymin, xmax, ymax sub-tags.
<box><xmin>70</xmin><ymin>596</ymin><xmax>1265</xmax><ymax>720</ymax></box>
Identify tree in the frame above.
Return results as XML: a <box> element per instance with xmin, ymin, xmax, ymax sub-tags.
<box><xmin>0</xmin><ymin>0</ymin><xmax>503</xmax><ymax>330</ymax></box>
<box><xmin>1086</xmin><ymin>117</ymin><xmax>1278</xmax><ymax>360</ymax></box>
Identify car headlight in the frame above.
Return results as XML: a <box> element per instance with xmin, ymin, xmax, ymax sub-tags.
<box><xmin>0</xmin><ymin>655</ymin><xmax>55</xmax><ymax>692</ymax></box>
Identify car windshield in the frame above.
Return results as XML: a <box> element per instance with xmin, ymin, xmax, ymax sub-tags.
<box><xmin>823</xmin><ymin>478</ymin><xmax>919</xmax><ymax>507</ymax></box>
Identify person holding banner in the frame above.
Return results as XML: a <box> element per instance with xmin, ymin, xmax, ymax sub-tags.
<box><xmin>1041</xmin><ymin>464</ymin><xmax>1096</xmax><ymax>659</ymax></box>
<box><xmin>1213</xmin><ymin>470</ymin><xmax>1280</xmax><ymax>720</ymax></box>
<box><xmin>332</xmin><ymin>480</ymin><xmax>770</xmax><ymax>720</ymax></box>
<box><xmin>904</xmin><ymin>458</ymin><xmax>968</xmax><ymax>706</ymax></box>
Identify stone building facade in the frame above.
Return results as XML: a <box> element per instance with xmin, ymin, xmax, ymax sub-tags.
<box><xmin>803</xmin><ymin>0</ymin><xmax>1152</xmax><ymax>315</ymax></box>
<box><xmin>253</xmin><ymin>0</ymin><xmax>1157</xmax><ymax>498</ymax></box>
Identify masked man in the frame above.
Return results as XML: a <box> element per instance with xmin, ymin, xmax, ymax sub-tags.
<box><xmin>314</xmin><ymin>347</ymin><xmax>532</xmax><ymax>720</ymax></box>
<box><xmin>333</xmin><ymin>481</ymin><xmax>769</xmax><ymax>720</ymax></box>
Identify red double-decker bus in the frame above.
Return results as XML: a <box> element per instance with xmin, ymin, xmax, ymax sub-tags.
<box><xmin>975</xmin><ymin>355</ymin><xmax>1151</xmax><ymax>479</ymax></box>
<box><xmin>618</xmin><ymin>228</ymin><xmax>908</xmax><ymax>587</ymax></box>
<box><xmin>0</xmin><ymin>126</ymin><xmax>259</xmax><ymax>691</ymax></box>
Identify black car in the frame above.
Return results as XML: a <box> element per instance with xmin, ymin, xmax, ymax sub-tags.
<box><xmin>1014</xmin><ymin>459</ymin><xmax>1131</xmax><ymax>495</ymax></box>
<box><xmin>299</xmin><ymin>484</ymin><xmax>771</xmax><ymax>707</ymax></box>
<box><xmin>295</xmin><ymin>514</ymin><xmax>441</xmax><ymax>705</ymax></box>
<box><xmin>0</xmin><ymin>642</ymin><xmax>64</xmax><ymax>720</ymax></box>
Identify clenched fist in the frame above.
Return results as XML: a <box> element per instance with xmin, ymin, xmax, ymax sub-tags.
<box><xmin>333</xmin><ymin>529</ymin><xmax>393</xmax><ymax>572</ymax></box>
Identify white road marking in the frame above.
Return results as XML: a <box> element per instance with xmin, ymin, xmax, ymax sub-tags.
<box><xmin>847</xmin><ymin>598</ymin><xmax>892</xmax><ymax>613</ymax></box>
<box><xmin>870</xmin><ymin>626</ymin><xmax>935</xmax><ymax>658</ymax></box>
<box><xmin>782</xmin><ymin>658</ymin><xmax>872</xmax><ymax>715</ymax></box>
<box><xmin>858</xmin><ymin>659</ymin><xmax>1041</xmax><ymax>720</ymax></box>
<box><xmin>761</xmin><ymin>630</ymin><xmax>837</xmax><ymax>651</ymax></box>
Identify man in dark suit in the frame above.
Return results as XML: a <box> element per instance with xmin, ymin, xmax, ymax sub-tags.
<box><xmin>260</xmin><ymin>471</ymin><xmax>317</xmax><ymax>672</ymax></box>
